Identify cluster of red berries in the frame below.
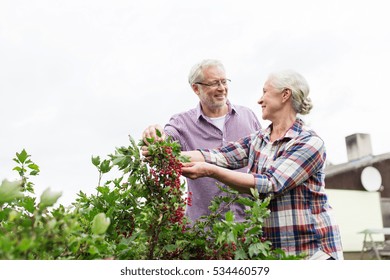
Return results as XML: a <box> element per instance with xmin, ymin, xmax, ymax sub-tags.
<box><xmin>169</xmin><ymin>206</ymin><xmax>185</xmax><ymax>224</ymax></box>
<box><xmin>220</xmin><ymin>242</ymin><xmax>237</xmax><ymax>259</ymax></box>
<box><xmin>199</xmin><ymin>242</ymin><xmax>238</xmax><ymax>260</ymax></box>
<box><xmin>185</xmin><ymin>191</ymin><xmax>193</xmax><ymax>207</ymax></box>
<box><xmin>148</xmin><ymin>145</ymin><xmax>191</xmax><ymax>226</ymax></box>
<box><xmin>150</xmin><ymin>147</ymin><xmax>182</xmax><ymax>189</ymax></box>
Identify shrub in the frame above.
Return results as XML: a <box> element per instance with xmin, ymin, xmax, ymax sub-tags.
<box><xmin>0</xmin><ymin>136</ymin><xmax>296</xmax><ymax>260</ymax></box>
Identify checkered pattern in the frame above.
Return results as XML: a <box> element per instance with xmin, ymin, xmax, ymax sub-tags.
<box><xmin>200</xmin><ymin>118</ymin><xmax>344</xmax><ymax>259</ymax></box>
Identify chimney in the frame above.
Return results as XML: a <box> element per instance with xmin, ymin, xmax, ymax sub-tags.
<box><xmin>345</xmin><ymin>133</ymin><xmax>372</xmax><ymax>161</ymax></box>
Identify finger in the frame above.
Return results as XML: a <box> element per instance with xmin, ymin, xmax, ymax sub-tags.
<box><xmin>142</xmin><ymin>125</ymin><xmax>165</xmax><ymax>144</ymax></box>
<box><xmin>142</xmin><ymin>132</ymin><xmax>155</xmax><ymax>146</ymax></box>
<box><xmin>181</xmin><ymin>169</ymin><xmax>197</xmax><ymax>180</ymax></box>
<box><xmin>141</xmin><ymin>146</ymin><xmax>149</xmax><ymax>156</ymax></box>
<box><xmin>182</xmin><ymin>162</ymin><xmax>195</xmax><ymax>167</ymax></box>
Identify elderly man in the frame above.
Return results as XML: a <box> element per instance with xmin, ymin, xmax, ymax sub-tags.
<box><xmin>142</xmin><ymin>59</ymin><xmax>261</xmax><ymax>223</ymax></box>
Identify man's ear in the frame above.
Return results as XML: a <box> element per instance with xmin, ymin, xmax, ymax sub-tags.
<box><xmin>192</xmin><ymin>84</ymin><xmax>200</xmax><ymax>95</ymax></box>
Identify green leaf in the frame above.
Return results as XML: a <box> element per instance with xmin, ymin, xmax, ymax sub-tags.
<box><xmin>178</xmin><ymin>154</ymin><xmax>191</xmax><ymax>163</ymax></box>
<box><xmin>39</xmin><ymin>187</ymin><xmax>62</xmax><ymax>209</ymax></box>
<box><xmin>0</xmin><ymin>179</ymin><xmax>24</xmax><ymax>205</ymax></box>
<box><xmin>215</xmin><ymin>230</ymin><xmax>227</xmax><ymax>245</ymax></box>
<box><xmin>247</xmin><ymin>226</ymin><xmax>262</xmax><ymax>235</ymax></box>
<box><xmin>97</xmin><ymin>186</ymin><xmax>110</xmax><ymax>195</ymax></box>
<box><xmin>18</xmin><ymin>238</ymin><xmax>33</xmax><ymax>252</ymax></box>
<box><xmin>100</xmin><ymin>159</ymin><xmax>111</xmax><ymax>173</ymax></box>
<box><xmin>12</xmin><ymin>166</ymin><xmax>23</xmax><ymax>172</ymax></box>
<box><xmin>21</xmin><ymin>196</ymin><xmax>37</xmax><ymax>213</ymax></box>
<box><xmin>155</xmin><ymin>129</ymin><xmax>162</xmax><ymax>138</ymax></box>
<box><xmin>91</xmin><ymin>213</ymin><xmax>111</xmax><ymax>235</ymax></box>
<box><xmin>27</xmin><ymin>163</ymin><xmax>40</xmax><ymax>171</ymax></box>
<box><xmin>227</xmin><ymin>231</ymin><xmax>236</xmax><ymax>243</ymax></box>
<box><xmin>236</xmin><ymin>197</ymin><xmax>255</xmax><ymax>207</ymax></box>
<box><xmin>163</xmin><ymin>244</ymin><xmax>177</xmax><ymax>252</ymax></box>
<box><xmin>111</xmin><ymin>155</ymin><xmax>125</xmax><ymax>166</ymax></box>
<box><xmin>88</xmin><ymin>245</ymin><xmax>99</xmax><ymax>255</ymax></box>
<box><xmin>16</xmin><ymin>149</ymin><xmax>29</xmax><ymax>164</ymax></box>
<box><xmin>91</xmin><ymin>156</ymin><xmax>101</xmax><ymax>167</ymax></box>
<box><xmin>250</xmin><ymin>187</ymin><xmax>260</xmax><ymax>199</ymax></box>
<box><xmin>248</xmin><ymin>243</ymin><xmax>261</xmax><ymax>258</ymax></box>
<box><xmin>7</xmin><ymin>209</ymin><xmax>19</xmax><ymax>222</ymax></box>
<box><xmin>234</xmin><ymin>248</ymin><xmax>247</xmax><ymax>260</ymax></box>
<box><xmin>225</xmin><ymin>211</ymin><xmax>234</xmax><ymax>222</ymax></box>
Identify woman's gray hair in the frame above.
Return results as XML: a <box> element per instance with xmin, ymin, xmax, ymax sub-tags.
<box><xmin>268</xmin><ymin>70</ymin><xmax>313</xmax><ymax>115</ymax></box>
<box><xmin>188</xmin><ymin>59</ymin><xmax>225</xmax><ymax>85</ymax></box>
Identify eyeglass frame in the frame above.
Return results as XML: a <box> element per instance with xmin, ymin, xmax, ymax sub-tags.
<box><xmin>194</xmin><ymin>79</ymin><xmax>231</xmax><ymax>88</ymax></box>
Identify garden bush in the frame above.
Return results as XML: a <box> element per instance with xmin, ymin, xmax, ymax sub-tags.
<box><xmin>0</xmin><ymin>135</ymin><xmax>296</xmax><ymax>260</ymax></box>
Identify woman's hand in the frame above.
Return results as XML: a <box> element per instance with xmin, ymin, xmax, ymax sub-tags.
<box><xmin>183</xmin><ymin>161</ymin><xmax>255</xmax><ymax>194</ymax></box>
<box><xmin>181</xmin><ymin>162</ymin><xmax>214</xmax><ymax>179</ymax></box>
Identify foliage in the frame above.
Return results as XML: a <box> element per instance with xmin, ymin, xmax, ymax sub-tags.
<box><xmin>0</xmin><ymin>136</ymin><xmax>299</xmax><ymax>260</ymax></box>
<box><xmin>0</xmin><ymin>150</ymin><xmax>112</xmax><ymax>259</ymax></box>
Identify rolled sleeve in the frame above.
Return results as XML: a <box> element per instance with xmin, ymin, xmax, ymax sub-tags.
<box><xmin>253</xmin><ymin>173</ymin><xmax>273</xmax><ymax>193</ymax></box>
<box><xmin>199</xmin><ymin>149</ymin><xmax>212</xmax><ymax>163</ymax></box>
<box><xmin>199</xmin><ymin>149</ymin><xmax>230</xmax><ymax>168</ymax></box>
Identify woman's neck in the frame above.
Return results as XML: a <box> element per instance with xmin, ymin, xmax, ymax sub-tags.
<box><xmin>270</xmin><ymin>115</ymin><xmax>296</xmax><ymax>142</ymax></box>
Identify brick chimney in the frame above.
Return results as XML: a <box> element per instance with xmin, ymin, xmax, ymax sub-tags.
<box><xmin>345</xmin><ymin>133</ymin><xmax>372</xmax><ymax>161</ymax></box>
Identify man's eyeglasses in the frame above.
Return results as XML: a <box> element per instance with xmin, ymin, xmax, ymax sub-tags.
<box><xmin>195</xmin><ymin>79</ymin><xmax>231</xmax><ymax>88</ymax></box>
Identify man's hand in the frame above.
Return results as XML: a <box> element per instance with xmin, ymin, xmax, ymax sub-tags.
<box><xmin>142</xmin><ymin>124</ymin><xmax>166</xmax><ymax>145</ymax></box>
<box><xmin>141</xmin><ymin>124</ymin><xmax>166</xmax><ymax>158</ymax></box>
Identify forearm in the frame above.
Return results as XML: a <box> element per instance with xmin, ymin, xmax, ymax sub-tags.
<box><xmin>210</xmin><ymin>165</ymin><xmax>255</xmax><ymax>194</ymax></box>
<box><xmin>181</xmin><ymin>150</ymin><xmax>205</xmax><ymax>162</ymax></box>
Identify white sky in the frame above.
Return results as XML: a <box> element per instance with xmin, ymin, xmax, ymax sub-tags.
<box><xmin>1</xmin><ymin>0</ymin><xmax>389</xmax><ymax>206</ymax></box>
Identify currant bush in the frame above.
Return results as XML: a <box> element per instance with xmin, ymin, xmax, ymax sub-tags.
<box><xmin>1</xmin><ymin>135</ymin><xmax>298</xmax><ymax>260</ymax></box>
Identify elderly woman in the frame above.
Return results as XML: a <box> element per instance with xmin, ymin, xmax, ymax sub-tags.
<box><xmin>181</xmin><ymin>70</ymin><xmax>344</xmax><ymax>260</ymax></box>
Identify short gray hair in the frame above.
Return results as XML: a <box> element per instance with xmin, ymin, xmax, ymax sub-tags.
<box><xmin>268</xmin><ymin>70</ymin><xmax>313</xmax><ymax>115</ymax></box>
<box><xmin>188</xmin><ymin>59</ymin><xmax>225</xmax><ymax>85</ymax></box>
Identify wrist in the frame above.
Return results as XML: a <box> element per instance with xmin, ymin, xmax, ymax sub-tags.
<box><xmin>208</xmin><ymin>164</ymin><xmax>218</xmax><ymax>178</ymax></box>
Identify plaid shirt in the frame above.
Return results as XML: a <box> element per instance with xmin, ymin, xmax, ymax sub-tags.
<box><xmin>200</xmin><ymin>118</ymin><xmax>344</xmax><ymax>259</ymax></box>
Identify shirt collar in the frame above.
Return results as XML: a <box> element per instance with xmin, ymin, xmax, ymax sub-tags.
<box><xmin>263</xmin><ymin>118</ymin><xmax>304</xmax><ymax>141</ymax></box>
<box><xmin>196</xmin><ymin>100</ymin><xmax>236</xmax><ymax>120</ymax></box>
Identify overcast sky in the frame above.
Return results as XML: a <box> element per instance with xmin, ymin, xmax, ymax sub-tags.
<box><xmin>1</xmin><ymin>0</ymin><xmax>389</xmax><ymax>206</ymax></box>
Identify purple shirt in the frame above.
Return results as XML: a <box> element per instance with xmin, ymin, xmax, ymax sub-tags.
<box><xmin>164</xmin><ymin>101</ymin><xmax>261</xmax><ymax>222</ymax></box>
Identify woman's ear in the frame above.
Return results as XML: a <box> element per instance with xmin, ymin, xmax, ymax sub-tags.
<box><xmin>282</xmin><ymin>88</ymin><xmax>292</xmax><ymax>102</ymax></box>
